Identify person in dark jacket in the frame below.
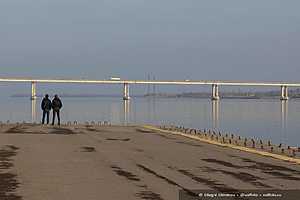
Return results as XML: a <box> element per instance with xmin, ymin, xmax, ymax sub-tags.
<box><xmin>51</xmin><ymin>94</ymin><xmax>63</xmax><ymax>126</ymax></box>
<box><xmin>41</xmin><ymin>94</ymin><xmax>52</xmax><ymax>124</ymax></box>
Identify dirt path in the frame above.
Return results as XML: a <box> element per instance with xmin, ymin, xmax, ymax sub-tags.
<box><xmin>0</xmin><ymin>124</ymin><xmax>299</xmax><ymax>200</ymax></box>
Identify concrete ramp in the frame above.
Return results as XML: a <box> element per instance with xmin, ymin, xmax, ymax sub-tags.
<box><xmin>0</xmin><ymin>124</ymin><xmax>300</xmax><ymax>200</ymax></box>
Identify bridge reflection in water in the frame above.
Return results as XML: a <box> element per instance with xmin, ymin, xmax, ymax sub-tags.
<box><xmin>123</xmin><ymin>100</ymin><xmax>130</xmax><ymax>125</ymax></box>
<box><xmin>30</xmin><ymin>97</ymin><xmax>290</xmax><ymax>142</ymax></box>
<box><xmin>30</xmin><ymin>98</ymin><xmax>290</xmax><ymax>129</ymax></box>
<box><xmin>31</xmin><ymin>98</ymin><xmax>37</xmax><ymax>123</ymax></box>
<box><xmin>281</xmin><ymin>100</ymin><xmax>288</xmax><ymax>144</ymax></box>
<box><xmin>212</xmin><ymin>100</ymin><xmax>219</xmax><ymax>130</ymax></box>
<box><xmin>4</xmin><ymin>96</ymin><xmax>294</xmax><ymax>146</ymax></box>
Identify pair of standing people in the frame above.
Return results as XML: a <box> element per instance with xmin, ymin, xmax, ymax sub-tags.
<box><xmin>41</xmin><ymin>94</ymin><xmax>63</xmax><ymax>125</ymax></box>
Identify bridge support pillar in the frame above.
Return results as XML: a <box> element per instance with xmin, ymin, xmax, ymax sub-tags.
<box><xmin>280</xmin><ymin>86</ymin><xmax>289</xmax><ymax>101</ymax></box>
<box><xmin>211</xmin><ymin>84</ymin><xmax>220</xmax><ymax>100</ymax></box>
<box><xmin>31</xmin><ymin>81</ymin><xmax>37</xmax><ymax>100</ymax></box>
<box><xmin>123</xmin><ymin>83</ymin><xmax>130</xmax><ymax>100</ymax></box>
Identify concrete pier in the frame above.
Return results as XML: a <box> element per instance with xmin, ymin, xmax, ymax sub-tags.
<box><xmin>211</xmin><ymin>84</ymin><xmax>220</xmax><ymax>100</ymax></box>
<box><xmin>281</xmin><ymin>85</ymin><xmax>289</xmax><ymax>101</ymax></box>
<box><xmin>123</xmin><ymin>83</ymin><xmax>130</xmax><ymax>100</ymax></box>
<box><xmin>0</xmin><ymin>124</ymin><xmax>299</xmax><ymax>200</ymax></box>
<box><xmin>31</xmin><ymin>81</ymin><xmax>37</xmax><ymax>100</ymax></box>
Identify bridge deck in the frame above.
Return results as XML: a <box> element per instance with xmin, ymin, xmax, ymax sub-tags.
<box><xmin>1</xmin><ymin>78</ymin><xmax>300</xmax><ymax>86</ymax></box>
<box><xmin>0</xmin><ymin>124</ymin><xmax>300</xmax><ymax>199</ymax></box>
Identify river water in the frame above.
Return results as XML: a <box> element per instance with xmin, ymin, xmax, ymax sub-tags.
<box><xmin>0</xmin><ymin>96</ymin><xmax>299</xmax><ymax>146</ymax></box>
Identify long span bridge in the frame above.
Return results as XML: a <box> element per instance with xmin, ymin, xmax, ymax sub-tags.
<box><xmin>0</xmin><ymin>78</ymin><xmax>300</xmax><ymax>101</ymax></box>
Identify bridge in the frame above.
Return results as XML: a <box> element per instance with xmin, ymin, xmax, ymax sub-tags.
<box><xmin>1</xmin><ymin>78</ymin><xmax>300</xmax><ymax>101</ymax></box>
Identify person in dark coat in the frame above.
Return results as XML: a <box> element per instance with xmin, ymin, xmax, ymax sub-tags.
<box><xmin>41</xmin><ymin>94</ymin><xmax>52</xmax><ymax>124</ymax></box>
<box><xmin>51</xmin><ymin>94</ymin><xmax>63</xmax><ymax>125</ymax></box>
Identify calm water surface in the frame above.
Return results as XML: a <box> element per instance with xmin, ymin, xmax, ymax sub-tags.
<box><xmin>0</xmin><ymin>97</ymin><xmax>299</xmax><ymax>146</ymax></box>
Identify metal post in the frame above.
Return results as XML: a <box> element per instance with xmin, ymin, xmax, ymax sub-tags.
<box><xmin>31</xmin><ymin>81</ymin><xmax>37</xmax><ymax>100</ymax></box>
<box><xmin>123</xmin><ymin>83</ymin><xmax>130</xmax><ymax>100</ymax></box>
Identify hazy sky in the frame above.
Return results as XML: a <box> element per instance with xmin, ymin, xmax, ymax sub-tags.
<box><xmin>0</xmin><ymin>0</ymin><xmax>300</xmax><ymax>82</ymax></box>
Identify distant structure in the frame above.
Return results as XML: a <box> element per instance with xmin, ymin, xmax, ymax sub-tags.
<box><xmin>145</xmin><ymin>74</ymin><xmax>157</xmax><ymax>97</ymax></box>
<box><xmin>0</xmin><ymin>78</ymin><xmax>299</xmax><ymax>101</ymax></box>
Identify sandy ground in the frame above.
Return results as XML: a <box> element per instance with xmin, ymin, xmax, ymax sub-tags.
<box><xmin>0</xmin><ymin>124</ymin><xmax>300</xmax><ymax>200</ymax></box>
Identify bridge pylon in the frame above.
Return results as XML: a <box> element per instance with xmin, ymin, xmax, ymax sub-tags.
<box><xmin>211</xmin><ymin>84</ymin><xmax>220</xmax><ymax>100</ymax></box>
<box><xmin>280</xmin><ymin>86</ymin><xmax>289</xmax><ymax>101</ymax></box>
<box><xmin>31</xmin><ymin>81</ymin><xmax>37</xmax><ymax>100</ymax></box>
<box><xmin>123</xmin><ymin>83</ymin><xmax>130</xmax><ymax>100</ymax></box>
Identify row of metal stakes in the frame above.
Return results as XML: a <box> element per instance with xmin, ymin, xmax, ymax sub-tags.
<box><xmin>160</xmin><ymin>125</ymin><xmax>300</xmax><ymax>158</ymax></box>
<box><xmin>65</xmin><ymin>121</ymin><xmax>111</xmax><ymax>126</ymax></box>
<box><xmin>0</xmin><ymin>120</ymin><xmax>112</xmax><ymax>126</ymax></box>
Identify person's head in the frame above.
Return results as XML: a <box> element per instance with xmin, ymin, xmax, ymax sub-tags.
<box><xmin>45</xmin><ymin>94</ymin><xmax>49</xmax><ymax>99</ymax></box>
<box><xmin>54</xmin><ymin>94</ymin><xmax>58</xmax><ymax>99</ymax></box>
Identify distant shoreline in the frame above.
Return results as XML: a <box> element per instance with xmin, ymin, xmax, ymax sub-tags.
<box><xmin>10</xmin><ymin>88</ymin><xmax>300</xmax><ymax>99</ymax></box>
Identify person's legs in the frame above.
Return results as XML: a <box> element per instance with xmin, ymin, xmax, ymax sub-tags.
<box><xmin>42</xmin><ymin>110</ymin><xmax>46</xmax><ymax>124</ymax></box>
<box><xmin>57</xmin><ymin>110</ymin><xmax>60</xmax><ymax>125</ymax></box>
<box><xmin>52</xmin><ymin>110</ymin><xmax>56</xmax><ymax>125</ymax></box>
<box><xmin>46</xmin><ymin>111</ymin><xmax>50</xmax><ymax>124</ymax></box>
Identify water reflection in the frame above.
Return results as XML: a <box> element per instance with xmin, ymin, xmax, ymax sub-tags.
<box><xmin>110</xmin><ymin>101</ymin><xmax>121</xmax><ymax>124</ymax></box>
<box><xmin>31</xmin><ymin>99</ymin><xmax>37</xmax><ymax>123</ymax></box>
<box><xmin>211</xmin><ymin>100</ymin><xmax>219</xmax><ymax>130</ymax></box>
<box><xmin>281</xmin><ymin>100</ymin><xmax>288</xmax><ymax>143</ymax></box>
<box><xmin>146</xmin><ymin>98</ymin><xmax>157</xmax><ymax>124</ymax></box>
<box><xmin>123</xmin><ymin>100</ymin><xmax>130</xmax><ymax>125</ymax></box>
<box><xmin>0</xmin><ymin>97</ymin><xmax>299</xmax><ymax>146</ymax></box>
